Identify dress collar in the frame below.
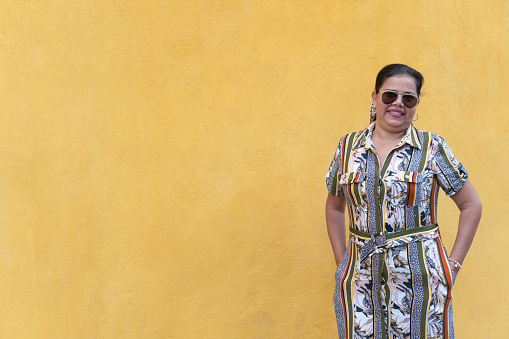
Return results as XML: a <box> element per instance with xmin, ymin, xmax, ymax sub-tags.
<box><xmin>353</xmin><ymin>123</ymin><xmax>422</xmax><ymax>151</ymax></box>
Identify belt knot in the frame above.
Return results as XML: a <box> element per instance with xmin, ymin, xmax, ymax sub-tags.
<box><xmin>350</xmin><ymin>224</ymin><xmax>439</xmax><ymax>264</ymax></box>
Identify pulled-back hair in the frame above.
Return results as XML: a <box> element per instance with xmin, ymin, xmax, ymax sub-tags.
<box><xmin>375</xmin><ymin>64</ymin><xmax>424</xmax><ymax>96</ymax></box>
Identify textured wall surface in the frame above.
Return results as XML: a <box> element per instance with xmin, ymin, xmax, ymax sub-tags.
<box><xmin>0</xmin><ymin>1</ymin><xmax>507</xmax><ymax>338</ymax></box>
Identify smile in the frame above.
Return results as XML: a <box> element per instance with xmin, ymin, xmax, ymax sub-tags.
<box><xmin>386</xmin><ymin>109</ymin><xmax>405</xmax><ymax>117</ymax></box>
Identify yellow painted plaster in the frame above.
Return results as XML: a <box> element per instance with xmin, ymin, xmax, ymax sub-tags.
<box><xmin>0</xmin><ymin>1</ymin><xmax>507</xmax><ymax>337</ymax></box>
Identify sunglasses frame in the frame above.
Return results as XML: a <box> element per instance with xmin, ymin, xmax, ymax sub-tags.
<box><xmin>380</xmin><ymin>90</ymin><xmax>420</xmax><ymax>109</ymax></box>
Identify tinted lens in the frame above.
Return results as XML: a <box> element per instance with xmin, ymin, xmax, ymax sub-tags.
<box><xmin>381</xmin><ymin>91</ymin><xmax>418</xmax><ymax>108</ymax></box>
<box><xmin>381</xmin><ymin>91</ymin><xmax>398</xmax><ymax>105</ymax></box>
<box><xmin>402</xmin><ymin>94</ymin><xmax>418</xmax><ymax>108</ymax></box>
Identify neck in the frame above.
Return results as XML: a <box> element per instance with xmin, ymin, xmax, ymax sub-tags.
<box><xmin>372</xmin><ymin>124</ymin><xmax>407</xmax><ymax>143</ymax></box>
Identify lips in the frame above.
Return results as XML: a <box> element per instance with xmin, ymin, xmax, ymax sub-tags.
<box><xmin>386</xmin><ymin>109</ymin><xmax>405</xmax><ymax>117</ymax></box>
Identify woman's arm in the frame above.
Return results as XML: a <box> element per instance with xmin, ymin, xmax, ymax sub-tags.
<box><xmin>325</xmin><ymin>193</ymin><xmax>348</xmax><ymax>266</ymax></box>
<box><xmin>448</xmin><ymin>179</ymin><xmax>482</xmax><ymax>277</ymax></box>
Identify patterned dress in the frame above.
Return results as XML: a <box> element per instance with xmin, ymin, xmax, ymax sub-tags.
<box><xmin>326</xmin><ymin>123</ymin><xmax>468</xmax><ymax>339</ymax></box>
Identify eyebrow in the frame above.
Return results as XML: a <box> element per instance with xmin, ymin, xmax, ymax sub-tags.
<box><xmin>385</xmin><ymin>89</ymin><xmax>417</xmax><ymax>95</ymax></box>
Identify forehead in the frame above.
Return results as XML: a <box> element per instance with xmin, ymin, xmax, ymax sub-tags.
<box><xmin>381</xmin><ymin>75</ymin><xmax>417</xmax><ymax>94</ymax></box>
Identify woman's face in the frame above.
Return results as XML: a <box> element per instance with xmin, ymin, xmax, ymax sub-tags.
<box><xmin>371</xmin><ymin>75</ymin><xmax>419</xmax><ymax>134</ymax></box>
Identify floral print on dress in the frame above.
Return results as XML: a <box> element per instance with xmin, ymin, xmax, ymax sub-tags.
<box><xmin>327</xmin><ymin>123</ymin><xmax>467</xmax><ymax>339</ymax></box>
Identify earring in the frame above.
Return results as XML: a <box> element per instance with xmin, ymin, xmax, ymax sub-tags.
<box><xmin>413</xmin><ymin>112</ymin><xmax>419</xmax><ymax>122</ymax></box>
<box><xmin>370</xmin><ymin>104</ymin><xmax>376</xmax><ymax>123</ymax></box>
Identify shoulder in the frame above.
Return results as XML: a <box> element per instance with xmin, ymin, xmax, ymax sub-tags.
<box><xmin>412</xmin><ymin>128</ymin><xmax>439</xmax><ymax>140</ymax></box>
<box><xmin>416</xmin><ymin>130</ymin><xmax>461</xmax><ymax>161</ymax></box>
<box><xmin>338</xmin><ymin>126</ymin><xmax>370</xmax><ymax>145</ymax></box>
<box><xmin>413</xmin><ymin>128</ymin><xmax>448</xmax><ymax>148</ymax></box>
<box><xmin>425</xmin><ymin>131</ymin><xmax>453</xmax><ymax>148</ymax></box>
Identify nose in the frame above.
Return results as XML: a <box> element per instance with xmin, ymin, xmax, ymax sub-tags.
<box><xmin>393</xmin><ymin>94</ymin><xmax>404</xmax><ymax>106</ymax></box>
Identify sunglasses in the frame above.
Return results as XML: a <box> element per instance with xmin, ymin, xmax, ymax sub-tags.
<box><xmin>380</xmin><ymin>90</ymin><xmax>419</xmax><ymax>108</ymax></box>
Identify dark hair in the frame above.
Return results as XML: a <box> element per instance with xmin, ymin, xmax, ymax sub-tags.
<box><xmin>375</xmin><ymin>64</ymin><xmax>424</xmax><ymax>96</ymax></box>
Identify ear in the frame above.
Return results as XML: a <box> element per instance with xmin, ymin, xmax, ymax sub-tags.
<box><xmin>371</xmin><ymin>90</ymin><xmax>377</xmax><ymax>103</ymax></box>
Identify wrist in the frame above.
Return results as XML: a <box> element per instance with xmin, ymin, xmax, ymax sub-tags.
<box><xmin>448</xmin><ymin>257</ymin><xmax>462</xmax><ymax>270</ymax></box>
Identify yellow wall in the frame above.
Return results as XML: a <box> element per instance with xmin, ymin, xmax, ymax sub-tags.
<box><xmin>0</xmin><ymin>1</ymin><xmax>507</xmax><ymax>337</ymax></box>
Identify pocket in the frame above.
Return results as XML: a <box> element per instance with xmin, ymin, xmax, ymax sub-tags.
<box><xmin>335</xmin><ymin>242</ymin><xmax>352</xmax><ymax>281</ymax></box>
<box><xmin>445</xmin><ymin>253</ymin><xmax>456</xmax><ymax>286</ymax></box>
<box><xmin>439</xmin><ymin>244</ymin><xmax>456</xmax><ymax>287</ymax></box>
<box><xmin>339</xmin><ymin>172</ymin><xmax>366</xmax><ymax>206</ymax></box>
<box><xmin>386</xmin><ymin>171</ymin><xmax>421</xmax><ymax>206</ymax></box>
<box><xmin>450</xmin><ymin>264</ymin><xmax>456</xmax><ymax>285</ymax></box>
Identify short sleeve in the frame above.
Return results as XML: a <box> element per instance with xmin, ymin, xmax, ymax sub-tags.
<box><xmin>326</xmin><ymin>137</ymin><xmax>345</xmax><ymax>196</ymax></box>
<box><xmin>431</xmin><ymin>135</ymin><xmax>469</xmax><ymax>196</ymax></box>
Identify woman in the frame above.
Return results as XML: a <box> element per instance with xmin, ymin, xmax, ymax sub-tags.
<box><xmin>325</xmin><ymin>64</ymin><xmax>482</xmax><ymax>339</ymax></box>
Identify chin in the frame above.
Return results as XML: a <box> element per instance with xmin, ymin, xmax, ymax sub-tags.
<box><xmin>379</xmin><ymin>119</ymin><xmax>411</xmax><ymax>132</ymax></box>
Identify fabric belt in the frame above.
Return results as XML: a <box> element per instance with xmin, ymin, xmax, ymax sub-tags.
<box><xmin>350</xmin><ymin>224</ymin><xmax>439</xmax><ymax>264</ymax></box>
